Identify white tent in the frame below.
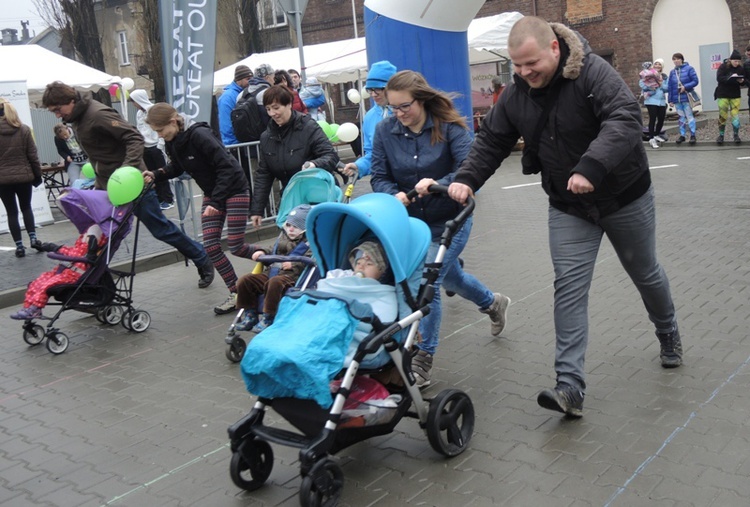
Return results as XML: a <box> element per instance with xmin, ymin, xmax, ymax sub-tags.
<box><xmin>0</xmin><ymin>45</ymin><xmax>116</xmax><ymax>90</ymax></box>
<box><xmin>467</xmin><ymin>11</ymin><xmax>524</xmax><ymax>63</ymax></box>
<box><xmin>214</xmin><ymin>12</ymin><xmax>522</xmax><ymax>89</ymax></box>
<box><xmin>214</xmin><ymin>37</ymin><xmax>367</xmax><ymax>90</ymax></box>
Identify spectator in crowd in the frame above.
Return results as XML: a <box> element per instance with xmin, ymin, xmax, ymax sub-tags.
<box><xmin>0</xmin><ymin>99</ymin><xmax>43</xmax><ymax>258</ymax></box>
<box><xmin>447</xmin><ymin>16</ymin><xmax>682</xmax><ymax>418</ymax></box>
<box><xmin>714</xmin><ymin>49</ymin><xmax>745</xmax><ymax>145</ymax></box>
<box><xmin>217</xmin><ymin>65</ymin><xmax>253</xmax><ymax>147</ymax></box>
<box><xmin>640</xmin><ymin>59</ymin><xmax>669</xmax><ymax>149</ymax></box>
<box><xmin>668</xmin><ymin>52</ymin><xmax>699</xmax><ymax>145</ymax></box>
<box><xmin>249</xmin><ymin>85</ymin><xmax>338</xmax><ymax>228</ymax></box>
<box><xmin>130</xmin><ymin>89</ymin><xmax>175</xmax><ymax>209</ymax></box>
<box><xmin>53</xmin><ymin>123</ymin><xmax>88</xmax><ymax>184</ymax></box>
<box><xmin>288</xmin><ymin>69</ymin><xmax>302</xmax><ymax>91</ymax></box>
<box><xmin>342</xmin><ymin>60</ymin><xmax>397</xmax><ymax>179</ymax></box>
<box><xmin>370</xmin><ymin>70</ymin><xmax>511</xmax><ymax>388</ymax></box>
<box><xmin>300</xmin><ymin>76</ymin><xmax>327</xmax><ymax>121</ymax></box>
<box><xmin>274</xmin><ymin>69</ymin><xmax>308</xmax><ymax>114</ymax></box>
<box><xmin>42</xmin><ymin>81</ymin><xmax>215</xmax><ymax>290</ymax></box>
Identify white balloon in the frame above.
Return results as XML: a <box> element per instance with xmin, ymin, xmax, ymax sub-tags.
<box><xmin>336</xmin><ymin>122</ymin><xmax>359</xmax><ymax>143</ymax></box>
<box><xmin>346</xmin><ymin>88</ymin><xmax>361</xmax><ymax>104</ymax></box>
<box><xmin>121</xmin><ymin>77</ymin><xmax>135</xmax><ymax>91</ymax></box>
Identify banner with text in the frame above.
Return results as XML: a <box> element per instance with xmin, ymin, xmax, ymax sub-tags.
<box><xmin>159</xmin><ymin>0</ymin><xmax>217</xmax><ymax>123</ymax></box>
<box><xmin>0</xmin><ymin>80</ymin><xmax>54</xmax><ymax>235</ymax></box>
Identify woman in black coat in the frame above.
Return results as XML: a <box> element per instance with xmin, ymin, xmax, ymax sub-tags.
<box><xmin>249</xmin><ymin>85</ymin><xmax>338</xmax><ymax>227</ymax></box>
<box><xmin>146</xmin><ymin>103</ymin><xmax>265</xmax><ymax>315</ymax></box>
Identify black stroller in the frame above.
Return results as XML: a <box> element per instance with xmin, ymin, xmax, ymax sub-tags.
<box><xmin>227</xmin><ymin>187</ymin><xmax>476</xmax><ymax>505</ymax></box>
<box><xmin>19</xmin><ymin>188</ymin><xmax>150</xmax><ymax>354</ymax></box>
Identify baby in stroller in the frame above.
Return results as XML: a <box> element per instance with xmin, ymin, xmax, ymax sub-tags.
<box><xmin>10</xmin><ymin>225</ymin><xmax>107</xmax><ymax>320</ymax></box>
<box><xmin>235</xmin><ymin>204</ymin><xmax>313</xmax><ymax>332</ymax></box>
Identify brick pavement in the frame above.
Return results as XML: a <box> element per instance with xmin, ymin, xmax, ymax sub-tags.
<box><xmin>1</xmin><ymin>146</ymin><xmax>750</xmax><ymax>506</ymax></box>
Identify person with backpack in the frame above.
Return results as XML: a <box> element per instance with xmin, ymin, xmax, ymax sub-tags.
<box><xmin>146</xmin><ymin>103</ymin><xmax>266</xmax><ymax>316</ymax></box>
<box><xmin>249</xmin><ymin>86</ymin><xmax>339</xmax><ymax>228</ymax></box>
<box><xmin>217</xmin><ymin>65</ymin><xmax>253</xmax><ymax>147</ymax></box>
<box><xmin>231</xmin><ymin>64</ymin><xmax>274</xmax><ymax>144</ymax></box>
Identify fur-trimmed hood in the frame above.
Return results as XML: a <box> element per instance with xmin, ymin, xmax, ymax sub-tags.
<box><xmin>550</xmin><ymin>22</ymin><xmax>587</xmax><ymax>81</ymax></box>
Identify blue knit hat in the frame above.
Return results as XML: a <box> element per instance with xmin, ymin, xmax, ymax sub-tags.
<box><xmin>365</xmin><ymin>60</ymin><xmax>397</xmax><ymax>89</ymax></box>
<box><xmin>285</xmin><ymin>204</ymin><xmax>311</xmax><ymax>231</ymax></box>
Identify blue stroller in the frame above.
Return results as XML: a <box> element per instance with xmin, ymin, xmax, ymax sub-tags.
<box><xmin>224</xmin><ymin>168</ymin><xmax>353</xmax><ymax>362</ymax></box>
<box><xmin>227</xmin><ymin>187</ymin><xmax>477</xmax><ymax>506</ymax></box>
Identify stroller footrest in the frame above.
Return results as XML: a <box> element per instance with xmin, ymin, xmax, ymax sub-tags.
<box><xmin>253</xmin><ymin>426</ymin><xmax>312</xmax><ymax>449</ymax></box>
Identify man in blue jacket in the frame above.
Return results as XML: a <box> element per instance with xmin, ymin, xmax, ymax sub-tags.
<box><xmin>342</xmin><ymin>61</ymin><xmax>397</xmax><ymax>178</ymax></box>
<box><xmin>448</xmin><ymin>16</ymin><xmax>682</xmax><ymax>418</ymax></box>
<box><xmin>217</xmin><ymin>65</ymin><xmax>253</xmax><ymax>146</ymax></box>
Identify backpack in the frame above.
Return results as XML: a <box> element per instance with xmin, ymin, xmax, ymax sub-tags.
<box><xmin>231</xmin><ymin>87</ymin><xmax>265</xmax><ymax>142</ymax></box>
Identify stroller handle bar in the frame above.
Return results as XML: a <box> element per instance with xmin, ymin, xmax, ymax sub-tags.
<box><xmin>256</xmin><ymin>255</ymin><xmax>316</xmax><ymax>267</ymax></box>
<box><xmin>405</xmin><ymin>184</ymin><xmax>476</xmax><ymax>234</ymax></box>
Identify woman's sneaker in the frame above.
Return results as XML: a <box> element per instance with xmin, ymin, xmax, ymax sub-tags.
<box><xmin>675</xmin><ymin>136</ymin><xmax>686</xmax><ymax>144</ymax></box>
<box><xmin>649</xmin><ymin>138</ymin><xmax>660</xmax><ymax>149</ymax></box>
<box><xmin>411</xmin><ymin>349</ymin><xmax>433</xmax><ymax>388</ymax></box>
<box><xmin>480</xmin><ymin>293</ymin><xmax>511</xmax><ymax>336</ymax></box>
<box><xmin>214</xmin><ymin>293</ymin><xmax>237</xmax><ymax>315</ymax></box>
<box><xmin>654</xmin><ymin>135</ymin><xmax>667</xmax><ymax>143</ymax></box>
<box><xmin>15</xmin><ymin>246</ymin><xmax>25</xmax><ymax>258</ymax></box>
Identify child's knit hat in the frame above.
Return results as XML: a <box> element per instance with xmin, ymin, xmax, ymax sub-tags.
<box><xmin>285</xmin><ymin>204</ymin><xmax>312</xmax><ymax>231</ymax></box>
<box><xmin>349</xmin><ymin>241</ymin><xmax>388</xmax><ymax>275</ymax></box>
<box><xmin>642</xmin><ymin>61</ymin><xmax>652</xmax><ymax>71</ymax></box>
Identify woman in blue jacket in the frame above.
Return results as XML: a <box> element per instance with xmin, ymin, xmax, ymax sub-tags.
<box><xmin>640</xmin><ymin>59</ymin><xmax>669</xmax><ymax>149</ymax></box>
<box><xmin>667</xmin><ymin>53</ymin><xmax>699</xmax><ymax>145</ymax></box>
<box><xmin>370</xmin><ymin>70</ymin><xmax>510</xmax><ymax>388</ymax></box>
<box><xmin>146</xmin><ymin>103</ymin><xmax>264</xmax><ymax>316</ymax></box>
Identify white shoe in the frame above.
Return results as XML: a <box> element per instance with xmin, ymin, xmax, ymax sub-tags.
<box><xmin>649</xmin><ymin>138</ymin><xmax>660</xmax><ymax>149</ymax></box>
<box><xmin>654</xmin><ymin>135</ymin><xmax>667</xmax><ymax>143</ymax></box>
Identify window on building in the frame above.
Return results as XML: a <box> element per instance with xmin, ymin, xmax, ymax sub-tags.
<box><xmin>117</xmin><ymin>31</ymin><xmax>130</xmax><ymax>65</ymax></box>
<box><xmin>258</xmin><ymin>0</ymin><xmax>287</xmax><ymax>29</ymax></box>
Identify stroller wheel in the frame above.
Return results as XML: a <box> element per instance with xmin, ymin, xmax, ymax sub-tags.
<box><xmin>121</xmin><ymin>310</ymin><xmax>133</xmax><ymax>331</ymax></box>
<box><xmin>229</xmin><ymin>439</ymin><xmax>273</xmax><ymax>491</ymax></box>
<box><xmin>95</xmin><ymin>308</ymin><xmax>107</xmax><ymax>324</ymax></box>
<box><xmin>299</xmin><ymin>459</ymin><xmax>344</xmax><ymax>507</ymax></box>
<box><xmin>225</xmin><ymin>337</ymin><xmax>246</xmax><ymax>363</ymax></box>
<box><xmin>46</xmin><ymin>331</ymin><xmax>69</xmax><ymax>355</ymax></box>
<box><xmin>128</xmin><ymin>310</ymin><xmax>151</xmax><ymax>333</ymax></box>
<box><xmin>426</xmin><ymin>389</ymin><xmax>475</xmax><ymax>457</ymax></box>
<box><xmin>23</xmin><ymin>324</ymin><xmax>46</xmax><ymax>346</ymax></box>
<box><xmin>102</xmin><ymin>305</ymin><xmax>124</xmax><ymax>325</ymax></box>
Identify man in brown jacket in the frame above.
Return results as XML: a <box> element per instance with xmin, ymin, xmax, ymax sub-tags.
<box><xmin>42</xmin><ymin>81</ymin><xmax>214</xmax><ymax>288</ymax></box>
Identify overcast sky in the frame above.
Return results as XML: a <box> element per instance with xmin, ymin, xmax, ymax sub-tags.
<box><xmin>1</xmin><ymin>0</ymin><xmax>49</xmax><ymax>39</ymax></box>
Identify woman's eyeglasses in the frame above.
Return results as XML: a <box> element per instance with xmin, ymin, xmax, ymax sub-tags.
<box><xmin>388</xmin><ymin>99</ymin><xmax>416</xmax><ymax>114</ymax></box>
<box><xmin>366</xmin><ymin>87</ymin><xmax>384</xmax><ymax>94</ymax></box>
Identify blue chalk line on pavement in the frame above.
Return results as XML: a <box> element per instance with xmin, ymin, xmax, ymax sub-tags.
<box><xmin>603</xmin><ymin>352</ymin><xmax>750</xmax><ymax>507</ymax></box>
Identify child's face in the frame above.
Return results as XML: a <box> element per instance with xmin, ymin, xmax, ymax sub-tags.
<box><xmin>284</xmin><ymin>222</ymin><xmax>304</xmax><ymax>240</ymax></box>
<box><xmin>353</xmin><ymin>256</ymin><xmax>382</xmax><ymax>279</ymax></box>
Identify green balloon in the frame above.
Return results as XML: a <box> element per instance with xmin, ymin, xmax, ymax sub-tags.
<box><xmin>317</xmin><ymin>120</ymin><xmax>330</xmax><ymax>136</ymax></box>
<box><xmin>328</xmin><ymin>123</ymin><xmax>340</xmax><ymax>141</ymax></box>
<box><xmin>81</xmin><ymin>162</ymin><xmax>95</xmax><ymax>179</ymax></box>
<box><xmin>107</xmin><ymin>166</ymin><xmax>144</xmax><ymax>206</ymax></box>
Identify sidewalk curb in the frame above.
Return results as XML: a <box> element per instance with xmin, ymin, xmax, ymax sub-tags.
<box><xmin>0</xmin><ymin>224</ymin><xmax>280</xmax><ymax>310</ymax></box>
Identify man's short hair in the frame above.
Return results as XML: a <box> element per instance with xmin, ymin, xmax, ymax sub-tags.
<box><xmin>508</xmin><ymin>16</ymin><xmax>556</xmax><ymax>51</ymax></box>
<box><xmin>42</xmin><ymin>81</ymin><xmax>77</xmax><ymax>107</ymax></box>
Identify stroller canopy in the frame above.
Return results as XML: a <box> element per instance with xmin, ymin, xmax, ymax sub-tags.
<box><xmin>306</xmin><ymin>193</ymin><xmax>431</xmax><ymax>283</ymax></box>
<box><xmin>275</xmin><ymin>168</ymin><xmax>343</xmax><ymax>228</ymax></box>
<box><xmin>59</xmin><ymin>189</ymin><xmax>133</xmax><ymax>237</ymax></box>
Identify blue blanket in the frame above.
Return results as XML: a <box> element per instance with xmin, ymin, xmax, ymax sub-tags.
<box><xmin>240</xmin><ymin>291</ymin><xmax>373</xmax><ymax>408</ymax></box>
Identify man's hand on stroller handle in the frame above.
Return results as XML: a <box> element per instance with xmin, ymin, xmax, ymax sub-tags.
<box><xmin>448</xmin><ymin>182</ymin><xmax>475</xmax><ymax>205</ymax></box>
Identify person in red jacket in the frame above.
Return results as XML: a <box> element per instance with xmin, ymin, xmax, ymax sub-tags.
<box><xmin>274</xmin><ymin>70</ymin><xmax>308</xmax><ymax>114</ymax></box>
